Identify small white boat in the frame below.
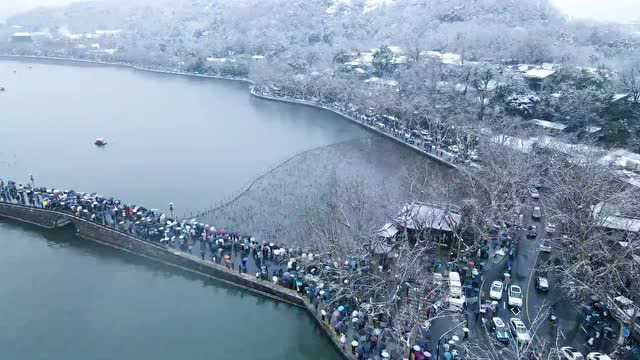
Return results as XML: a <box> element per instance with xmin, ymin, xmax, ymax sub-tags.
<box><xmin>94</xmin><ymin>138</ymin><xmax>107</xmax><ymax>146</ymax></box>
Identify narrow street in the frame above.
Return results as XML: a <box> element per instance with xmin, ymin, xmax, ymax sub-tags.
<box><xmin>475</xmin><ymin>191</ymin><xmax>587</xmax><ymax>358</ymax></box>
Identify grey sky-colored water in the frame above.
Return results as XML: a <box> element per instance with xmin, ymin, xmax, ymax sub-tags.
<box><xmin>0</xmin><ymin>58</ymin><xmax>358</xmax><ymax>360</ymax></box>
<box><xmin>1</xmin><ymin>0</ymin><xmax>639</xmax><ymax>23</ymax></box>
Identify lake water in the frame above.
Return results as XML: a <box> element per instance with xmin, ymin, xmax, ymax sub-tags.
<box><xmin>0</xmin><ymin>59</ymin><xmax>371</xmax><ymax>360</ymax></box>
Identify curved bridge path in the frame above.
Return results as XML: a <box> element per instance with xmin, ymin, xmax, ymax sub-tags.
<box><xmin>0</xmin><ymin>200</ymin><xmax>354</xmax><ymax>359</ymax></box>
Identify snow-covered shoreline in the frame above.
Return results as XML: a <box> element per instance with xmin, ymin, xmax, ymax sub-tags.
<box><xmin>0</xmin><ymin>54</ymin><xmax>254</xmax><ymax>84</ymax></box>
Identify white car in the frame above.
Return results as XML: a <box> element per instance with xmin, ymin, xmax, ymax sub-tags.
<box><xmin>509</xmin><ymin>318</ymin><xmax>530</xmax><ymax>342</ymax></box>
<box><xmin>536</xmin><ymin>276</ymin><xmax>549</xmax><ymax>292</ymax></box>
<box><xmin>539</xmin><ymin>239</ymin><xmax>552</xmax><ymax>253</ymax></box>
<box><xmin>489</xmin><ymin>281</ymin><xmax>504</xmax><ymax>300</ymax></box>
<box><xmin>545</xmin><ymin>223</ymin><xmax>557</xmax><ymax>234</ymax></box>
<box><xmin>560</xmin><ymin>347</ymin><xmax>584</xmax><ymax>360</ymax></box>
<box><xmin>532</xmin><ymin>206</ymin><xmax>542</xmax><ymax>220</ymax></box>
<box><xmin>508</xmin><ymin>285</ymin><xmax>523</xmax><ymax>307</ymax></box>
<box><xmin>586</xmin><ymin>353</ymin><xmax>612</xmax><ymax>360</ymax></box>
<box><xmin>529</xmin><ymin>188</ymin><xmax>540</xmax><ymax>199</ymax></box>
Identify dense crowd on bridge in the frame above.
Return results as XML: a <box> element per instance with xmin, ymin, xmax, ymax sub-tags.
<box><xmin>0</xmin><ymin>177</ymin><xmax>443</xmax><ymax>360</ymax></box>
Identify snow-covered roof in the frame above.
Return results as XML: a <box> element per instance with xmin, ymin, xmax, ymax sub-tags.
<box><xmin>612</xmin><ymin>93</ymin><xmax>630</xmax><ymax>102</ymax></box>
<box><xmin>441</xmin><ymin>53</ymin><xmax>462</xmax><ymax>65</ymax></box>
<box><xmin>396</xmin><ymin>203</ymin><xmax>461</xmax><ymax>232</ymax></box>
<box><xmin>30</xmin><ymin>31</ymin><xmax>50</xmax><ymax>37</ymax></box>
<box><xmin>586</xmin><ymin>126</ymin><xmax>602</xmax><ymax>134</ymax></box>
<box><xmin>530</xmin><ymin>119</ymin><xmax>567</xmax><ymax>131</ymax></box>
<box><xmin>524</xmin><ymin>69</ymin><xmax>556</xmax><ymax>80</ymax></box>
<box><xmin>600</xmin><ymin>149</ymin><xmax>640</xmax><ymax>170</ymax></box>
<box><xmin>387</xmin><ymin>46</ymin><xmax>403</xmax><ymax>55</ymax></box>
<box><xmin>593</xmin><ymin>202</ymin><xmax>640</xmax><ymax>233</ymax></box>
<box><xmin>12</xmin><ymin>32</ymin><xmax>32</xmax><ymax>37</ymax></box>
<box><xmin>535</xmin><ymin>136</ymin><xmax>601</xmax><ymax>158</ymax></box>
<box><xmin>251</xmin><ymin>55</ymin><xmax>265</xmax><ymax>60</ymax></box>
<box><xmin>377</xmin><ymin>223</ymin><xmax>399</xmax><ymax>238</ymax></box>
<box><xmin>207</xmin><ymin>57</ymin><xmax>228</xmax><ymax>63</ymax></box>
<box><xmin>421</xmin><ymin>51</ymin><xmax>462</xmax><ymax>65</ymax></box>
<box><xmin>354</xmin><ymin>68</ymin><xmax>367</xmax><ymax>74</ymax></box>
<box><xmin>617</xmin><ymin>170</ymin><xmax>640</xmax><ymax>188</ymax></box>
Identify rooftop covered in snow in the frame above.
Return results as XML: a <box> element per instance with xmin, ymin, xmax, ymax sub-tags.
<box><xmin>524</xmin><ymin>68</ymin><xmax>556</xmax><ymax>80</ymax></box>
<box><xmin>530</xmin><ymin>119</ymin><xmax>567</xmax><ymax>131</ymax></box>
<box><xmin>396</xmin><ymin>203</ymin><xmax>461</xmax><ymax>232</ymax></box>
<box><xmin>593</xmin><ymin>202</ymin><xmax>640</xmax><ymax>233</ymax></box>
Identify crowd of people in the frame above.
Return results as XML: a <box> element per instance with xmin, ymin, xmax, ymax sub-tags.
<box><xmin>1</xmin><ymin>177</ymin><xmax>442</xmax><ymax>360</ymax></box>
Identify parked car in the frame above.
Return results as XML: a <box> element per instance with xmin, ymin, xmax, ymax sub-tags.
<box><xmin>539</xmin><ymin>239</ymin><xmax>552</xmax><ymax>253</ymax></box>
<box><xmin>449</xmin><ymin>271</ymin><xmax>462</xmax><ymax>298</ymax></box>
<box><xmin>508</xmin><ymin>285</ymin><xmax>523</xmax><ymax>307</ymax></box>
<box><xmin>492</xmin><ymin>317</ymin><xmax>510</xmax><ymax>344</ymax></box>
<box><xmin>489</xmin><ymin>281</ymin><xmax>504</xmax><ymax>300</ymax></box>
<box><xmin>536</xmin><ymin>276</ymin><xmax>549</xmax><ymax>292</ymax></box>
<box><xmin>586</xmin><ymin>353</ymin><xmax>612</xmax><ymax>360</ymax></box>
<box><xmin>527</xmin><ymin>225</ymin><xmax>538</xmax><ymax>238</ymax></box>
<box><xmin>560</xmin><ymin>347</ymin><xmax>584</xmax><ymax>360</ymax></box>
<box><xmin>509</xmin><ymin>318</ymin><xmax>530</xmax><ymax>342</ymax></box>
<box><xmin>545</xmin><ymin>223</ymin><xmax>557</xmax><ymax>234</ymax></box>
<box><xmin>529</xmin><ymin>188</ymin><xmax>540</xmax><ymax>199</ymax></box>
<box><xmin>532</xmin><ymin>206</ymin><xmax>542</xmax><ymax>220</ymax></box>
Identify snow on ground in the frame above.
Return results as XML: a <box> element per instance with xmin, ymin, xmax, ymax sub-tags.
<box><xmin>326</xmin><ymin>0</ymin><xmax>395</xmax><ymax>14</ymax></box>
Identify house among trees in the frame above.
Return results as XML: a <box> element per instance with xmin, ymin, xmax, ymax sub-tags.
<box><xmin>523</xmin><ymin>68</ymin><xmax>556</xmax><ymax>91</ymax></box>
<box><xmin>380</xmin><ymin>203</ymin><xmax>462</xmax><ymax>244</ymax></box>
<box><xmin>372</xmin><ymin>203</ymin><xmax>462</xmax><ymax>267</ymax></box>
<box><xmin>593</xmin><ymin>202</ymin><xmax>640</xmax><ymax>242</ymax></box>
<box><xmin>529</xmin><ymin>119</ymin><xmax>567</xmax><ymax>134</ymax></box>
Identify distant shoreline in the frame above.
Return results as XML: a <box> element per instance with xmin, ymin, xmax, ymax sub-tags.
<box><xmin>0</xmin><ymin>54</ymin><xmax>254</xmax><ymax>84</ymax></box>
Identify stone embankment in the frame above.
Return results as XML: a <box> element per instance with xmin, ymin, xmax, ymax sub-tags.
<box><xmin>0</xmin><ymin>201</ymin><xmax>354</xmax><ymax>359</ymax></box>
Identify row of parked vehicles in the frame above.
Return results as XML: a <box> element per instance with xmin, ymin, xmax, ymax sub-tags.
<box><xmin>490</xmin><ymin>316</ymin><xmax>532</xmax><ymax>343</ymax></box>
<box><xmin>559</xmin><ymin>346</ymin><xmax>612</xmax><ymax>360</ymax></box>
<box><xmin>489</xmin><ymin>281</ymin><xmax>524</xmax><ymax>307</ymax></box>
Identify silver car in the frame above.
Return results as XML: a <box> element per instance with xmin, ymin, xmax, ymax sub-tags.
<box><xmin>532</xmin><ymin>206</ymin><xmax>542</xmax><ymax>220</ymax></box>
